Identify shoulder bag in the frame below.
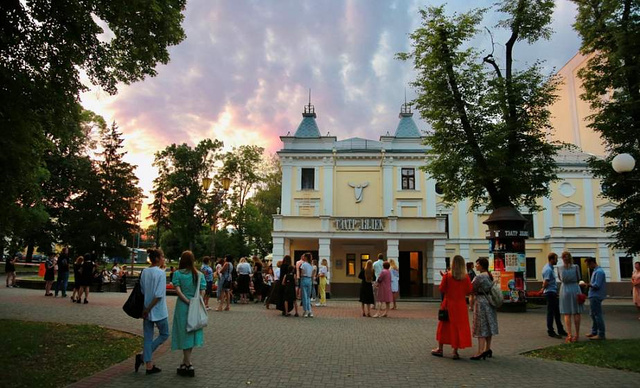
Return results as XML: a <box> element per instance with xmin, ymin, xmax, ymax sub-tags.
<box><xmin>575</xmin><ymin>266</ymin><xmax>587</xmax><ymax>305</ymax></box>
<box><xmin>186</xmin><ymin>273</ymin><xmax>208</xmax><ymax>332</ymax></box>
<box><xmin>123</xmin><ymin>269</ymin><xmax>144</xmax><ymax>319</ymax></box>
<box><xmin>438</xmin><ymin>274</ymin><xmax>449</xmax><ymax>321</ymax></box>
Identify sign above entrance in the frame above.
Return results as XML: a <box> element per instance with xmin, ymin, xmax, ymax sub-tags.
<box><xmin>335</xmin><ymin>218</ymin><xmax>384</xmax><ymax>231</ymax></box>
<box><xmin>485</xmin><ymin>229</ymin><xmax>529</xmax><ymax>239</ymax></box>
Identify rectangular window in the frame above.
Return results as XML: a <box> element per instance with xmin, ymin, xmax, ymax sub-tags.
<box><xmin>360</xmin><ymin>254</ymin><xmax>370</xmax><ymax>270</ymax></box>
<box><xmin>346</xmin><ymin>254</ymin><xmax>356</xmax><ymax>277</ymax></box>
<box><xmin>619</xmin><ymin>256</ymin><xmax>633</xmax><ymax>279</ymax></box>
<box><xmin>401</xmin><ymin>168</ymin><xmax>415</xmax><ymax>190</ymax></box>
<box><xmin>301</xmin><ymin>168</ymin><xmax>315</xmax><ymax>190</ymax></box>
<box><xmin>526</xmin><ymin>257</ymin><xmax>536</xmax><ymax>279</ymax></box>
<box><xmin>523</xmin><ymin>214</ymin><xmax>535</xmax><ymax>238</ymax></box>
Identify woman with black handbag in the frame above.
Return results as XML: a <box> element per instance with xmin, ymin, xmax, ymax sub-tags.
<box><xmin>432</xmin><ymin>255</ymin><xmax>472</xmax><ymax>360</ymax></box>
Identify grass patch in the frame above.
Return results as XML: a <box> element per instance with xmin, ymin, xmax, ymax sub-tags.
<box><xmin>524</xmin><ymin>339</ymin><xmax>640</xmax><ymax>373</ymax></box>
<box><xmin>1</xmin><ymin>319</ymin><xmax>142</xmax><ymax>387</ymax></box>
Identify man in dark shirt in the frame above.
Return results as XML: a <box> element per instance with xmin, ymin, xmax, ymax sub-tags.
<box><xmin>55</xmin><ymin>247</ymin><xmax>70</xmax><ymax>297</ymax></box>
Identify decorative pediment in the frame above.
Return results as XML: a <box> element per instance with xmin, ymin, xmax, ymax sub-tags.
<box><xmin>557</xmin><ymin>201</ymin><xmax>582</xmax><ymax>214</ymax></box>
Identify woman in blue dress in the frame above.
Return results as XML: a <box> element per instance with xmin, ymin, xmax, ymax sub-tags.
<box><xmin>217</xmin><ymin>255</ymin><xmax>233</xmax><ymax>311</ymax></box>
<box><xmin>558</xmin><ymin>251</ymin><xmax>583</xmax><ymax>343</ymax></box>
<box><xmin>172</xmin><ymin>250</ymin><xmax>206</xmax><ymax>375</ymax></box>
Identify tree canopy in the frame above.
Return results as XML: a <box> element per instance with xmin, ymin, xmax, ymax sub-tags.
<box><xmin>572</xmin><ymin>0</ymin><xmax>640</xmax><ymax>253</ymax></box>
<box><xmin>0</xmin><ymin>0</ymin><xmax>187</xmax><ymax>253</ymax></box>
<box><xmin>397</xmin><ymin>0</ymin><xmax>561</xmax><ymax>212</ymax></box>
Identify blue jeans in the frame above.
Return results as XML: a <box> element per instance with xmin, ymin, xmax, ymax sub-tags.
<box><xmin>301</xmin><ymin>277</ymin><xmax>313</xmax><ymax>313</ymax></box>
<box><xmin>143</xmin><ymin>318</ymin><xmax>169</xmax><ymax>363</ymax></box>
<box><xmin>55</xmin><ymin>271</ymin><xmax>69</xmax><ymax>296</ymax></box>
<box><xmin>589</xmin><ymin>298</ymin><xmax>605</xmax><ymax>337</ymax></box>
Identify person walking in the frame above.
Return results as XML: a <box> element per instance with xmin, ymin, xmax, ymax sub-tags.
<box><xmin>541</xmin><ymin>252</ymin><xmax>568</xmax><ymax>338</ymax></box>
<box><xmin>236</xmin><ymin>257</ymin><xmax>251</xmax><ymax>304</ymax></box>
<box><xmin>200</xmin><ymin>257</ymin><xmax>214</xmax><ymax>310</ymax></box>
<box><xmin>135</xmin><ymin>248</ymin><xmax>169</xmax><ymax>375</ymax></box>
<box><xmin>632</xmin><ymin>261</ymin><xmax>640</xmax><ymax>320</ymax></box>
<box><xmin>310</xmin><ymin>259</ymin><xmax>318</xmax><ymax>302</ymax></box>
<box><xmin>470</xmin><ymin>258</ymin><xmax>498</xmax><ymax>360</ymax></box>
<box><xmin>316</xmin><ymin>259</ymin><xmax>329</xmax><ymax>307</ymax></box>
<box><xmin>217</xmin><ymin>255</ymin><xmax>233</xmax><ymax>311</ymax></box>
<box><xmin>585</xmin><ymin>257</ymin><xmax>607</xmax><ymax>340</ymax></box>
<box><xmin>79</xmin><ymin>253</ymin><xmax>94</xmax><ymax>304</ymax></box>
<box><xmin>372</xmin><ymin>253</ymin><xmax>385</xmax><ymax>309</ymax></box>
<box><xmin>359</xmin><ymin>260</ymin><xmax>375</xmax><ymax>317</ymax></box>
<box><xmin>54</xmin><ymin>248</ymin><xmax>70</xmax><ymax>297</ymax></box>
<box><xmin>373</xmin><ymin>262</ymin><xmax>393</xmax><ymax>318</ymax></box>
<box><xmin>389</xmin><ymin>259</ymin><xmax>400</xmax><ymax>310</ymax></box>
<box><xmin>5</xmin><ymin>253</ymin><xmax>19</xmax><ymax>288</ymax></box>
<box><xmin>171</xmin><ymin>251</ymin><xmax>206</xmax><ymax>376</ymax></box>
<box><xmin>432</xmin><ymin>255</ymin><xmax>472</xmax><ymax>360</ymax></box>
<box><xmin>71</xmin><ymin>256</ymin><xmax>84</xmax><ymax>303</ymax></box>
<box><xmin>299</xmin><ymin>253</ymin><xmax>314</xmax><ymax>318</ymax></box>
<box><xmin>281</xmin><ymin>265</ymin><xmax>298</xmax><ymax>317</ymax></box>
<box><xmin>275</xmin><ymin>256</ymin><xmax>292</xmax><ymax>314</ymax></box>
<box><xmin>44</xmin><ymin>253</ymin><xmax>56</xmax><ymax>296</ymax></box>
<box><xmin>252</xmin><ymin>256</ymin><xmax>265</xmax><ymax>303</ymax></box>
<box><xmin>558</xmin><ymin>251</ymin><xmax>583</xmax><ymax>343</ymax></box>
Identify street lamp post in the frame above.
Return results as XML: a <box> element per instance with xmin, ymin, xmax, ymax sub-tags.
<box><xmin>130</xmin><ymin>201</ymin><xmax>142</xmax><ymax>276</ymax></box>
<box><xmin>202</xmin><ymin>176</ymin><xmax>232</xmax><ymax>259</ymax></box>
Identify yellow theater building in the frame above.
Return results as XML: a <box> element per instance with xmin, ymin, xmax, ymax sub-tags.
<box><xmin>273</xmin><ymin>58</ymin><xmax>637</xmax><ymax>297</ymax></box>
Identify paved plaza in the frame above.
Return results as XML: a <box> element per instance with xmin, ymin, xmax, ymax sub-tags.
<box><xmin>1</xmin><ymin>282</ymin><xmax>638</xmax><ymax>387</ymax></box>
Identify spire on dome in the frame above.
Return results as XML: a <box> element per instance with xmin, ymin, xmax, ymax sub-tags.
<box><xmin>393</xmin><ymin>96</ymin><xmax>421</xmax><ymax>138</ymax></box>
<box><xmin>293</xmin><ymin>89</ymin><xmax>321</xmax><ymax>137</ymax></box>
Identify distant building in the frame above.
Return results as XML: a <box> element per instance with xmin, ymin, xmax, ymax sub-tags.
<box><xmin>273</xmin><ymin>65</ymin><xmax>635</xmax><ymax>297</ymax></box>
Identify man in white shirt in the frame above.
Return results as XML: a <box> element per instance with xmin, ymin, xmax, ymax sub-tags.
<box><xmin>299</xmin><ymin>253</ymin><xmax>314</xmax><ymax>318</ymax></box>
<box><xmin>137</xmin><ymin>248</ymin><xmax>169</xmax><ymax>375</ymax></box>
<box><xmin>372</xmin><ymin>253</ymin><xmax>386</xmax><ymax>310</ymax></box>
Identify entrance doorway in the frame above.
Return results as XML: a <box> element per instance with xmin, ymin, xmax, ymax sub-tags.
<box><xmin>293</xmin><ymin>250</ymin><xmax>319</xmax><ymax>266</ymax></box>
<box><xmin>399</xmin><ymin>251</ymin><xmax>423</xmax><ymax>297</ymax></box>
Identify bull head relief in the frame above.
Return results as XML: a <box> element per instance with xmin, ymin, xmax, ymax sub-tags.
<box><xmin>348</xmin><ymin>182</ymin><xmax>369</xmax><ymax>203</ymax></box>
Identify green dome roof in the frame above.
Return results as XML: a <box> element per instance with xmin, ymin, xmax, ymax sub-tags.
<box><xmin>394</xmin><ymin>112</ymin><xmax>421</xmax><ymax>138</ymax></box>
<box><xmin>294</xmin><ymin>115</ymin><xmax>321</xmax><ymax>138</ymax></box>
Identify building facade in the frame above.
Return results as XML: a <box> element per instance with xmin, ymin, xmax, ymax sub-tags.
<box><xmin>273</xmin><ymin>99</ymin><xmax>636</xmax><ymax>298</ymax></box>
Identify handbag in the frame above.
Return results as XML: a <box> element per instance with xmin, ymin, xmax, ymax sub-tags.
<box><xmin>186</xmin><ymin>273</ymin><xmax>208</xmax><ymax>332</ymax></box>
<box><xmin>438</xmin><ymin>308</ymin><xmax>449</xmax><ymax>321</ymax></box>
<box><xmin>123</xmin><ymin>271</ymin><xmax>144</xmax><ymax>319</ymax></box>
<box><xmin>577</xmin><ymin>293</ymin><xmax>587</xmax><ymax>305</ymax></box>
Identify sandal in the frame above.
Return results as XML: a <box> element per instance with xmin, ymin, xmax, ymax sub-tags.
<box><xmin>564</xmin><ymin>336</ymin><xmax>573</xmax><ymax>344</ymax></box>
<box><xmin>431</xmin><ymin>349</ymin><xmax>443</xmax><ymax>357</ymax></box>
<box><xmin>452</xmin><ymin>353</ymin><xmax>460</xmax><ymax>360</ymax></box>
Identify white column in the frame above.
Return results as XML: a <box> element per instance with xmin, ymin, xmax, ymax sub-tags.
<box><xmin>428</xmin><ymin>239</ymin><xmax>447</xmax><ymax>286</ymax></box>
<box><xmin>383</xmin><ymin>164</ymin><xmax>393</xmax><ymax>216</ymax></box>
<box><xmin>543</xmin><ymin>196</ymin><xmax>552</xmax><ymax>237</ymax></box>
<box><xmin>281</xmin><ymin>163</ymin><xmax>293</xmax><ymax>216</ymax></box>
<box><xmin>583</xmin><ymin>177</ymin><xmax>595</xmax><ymax>227</ymax></box>
<box><xmin>458</xmin><ymin>199</ymin><xmax>469</xmax><ymax>238</ymax></box>
<box><xmin>387</xmin><ymin>239</ymin><xmax>399</xmax><ymax>267</ymax></box>
<box><xmin>597</xmin><ymin>243</ymin><xmax>612</xmax><ymax>280</ymax></box>
<box><xmin>425</xmin><ymin>177</ymin><xmax>437</xmax><ymax>217</ymax></box>
<box><xmin>319</xmin><ymin>238</ymin><xmax>331</xmax><ymax>282</ymax></box>
<box><xmin>272</xmin><ymin>237</ymin><xmax>285</xmax><ymax>264</ymax></box>
<box><xmin>322</xmin><ymin>158</ymin><xmax>334</xmax><ymax>215</ymax></box>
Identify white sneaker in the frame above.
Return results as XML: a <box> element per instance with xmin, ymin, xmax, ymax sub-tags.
<box><xmin>315</xmin><ymin>303</ymin><xmax>321</xmax><ymax>307</ymax></box>
<box><xmin>308</xmin><ymin>313</ymin><xmax>314</xmax><ymax>318</ymax></box>
<box><xmin>321</xmin><ymin>303</ymin><xmax>327</xmax><ymax>307</ymax></box>
<box><xmin>302</xmin><ymin>311</ymin><xmax>309</xmax><ymax>318</ymax></box>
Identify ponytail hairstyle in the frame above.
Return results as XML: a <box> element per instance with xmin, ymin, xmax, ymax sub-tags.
<box><xmin>179</xmin><ymin>250</ymin><xmax>198</xmax><ymax>285</ymax></box>
<box><xmin>147</xmin><ymin>248</ymin><xmax>164</xmax><ymax>265</ymax></box>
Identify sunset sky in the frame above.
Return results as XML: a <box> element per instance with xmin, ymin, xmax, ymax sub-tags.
<box><xmin>79</xmin><ymin>0</ymin><xmax>582</xmax><ymax>226</ymax></box>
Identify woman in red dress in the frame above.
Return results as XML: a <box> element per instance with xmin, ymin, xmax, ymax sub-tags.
<box><xmin>432</xmin><ymin>255</ymin><xmax>472</xmax><ymax>359</ymax></box>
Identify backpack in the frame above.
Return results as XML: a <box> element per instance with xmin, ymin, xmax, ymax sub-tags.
<box><xmin>486</xmin><ymin>281</ymin><xmax>504</xmax><ymax>308</ymax></box>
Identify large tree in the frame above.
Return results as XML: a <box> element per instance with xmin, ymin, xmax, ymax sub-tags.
<box><xmin>0</xmin><ymin>0</ymin><xmax>187</xmax><ymax>249</ymax></box>
<box><xmin>397</xmin><ymin>1</ymin><xmax>561</xmax><ymax>212</ymax></box>
<box><xmin>151</xmin><ymin>139</ymin><xmax>223</xmax><ymax>251</ymax></box>
<box><xmin>572</xmin><ymin>0</ymin><xmax>640</xmax><ymax>254</ymax></box>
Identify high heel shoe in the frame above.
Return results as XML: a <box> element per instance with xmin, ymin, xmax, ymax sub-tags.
<box><xmin>470</xmin><ymin>351</ymin><xmax>489</xmax><ymax>360</ymax></box>
<box><xmin>486</xmin><ymin>349</ymin><xmax>493</xmax><ymax>358</ymax></box>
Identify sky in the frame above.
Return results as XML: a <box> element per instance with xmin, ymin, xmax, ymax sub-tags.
<box><xmin>80</xmin><ymin>0</ymin><xmax>582</xmax><ymax>226</ymax></box>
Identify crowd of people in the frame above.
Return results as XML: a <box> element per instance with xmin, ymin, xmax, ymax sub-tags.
<box><xmin>4</xmin><ymin>245</ymin><xmax>640</xmax><ymax>373</ymax></box>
